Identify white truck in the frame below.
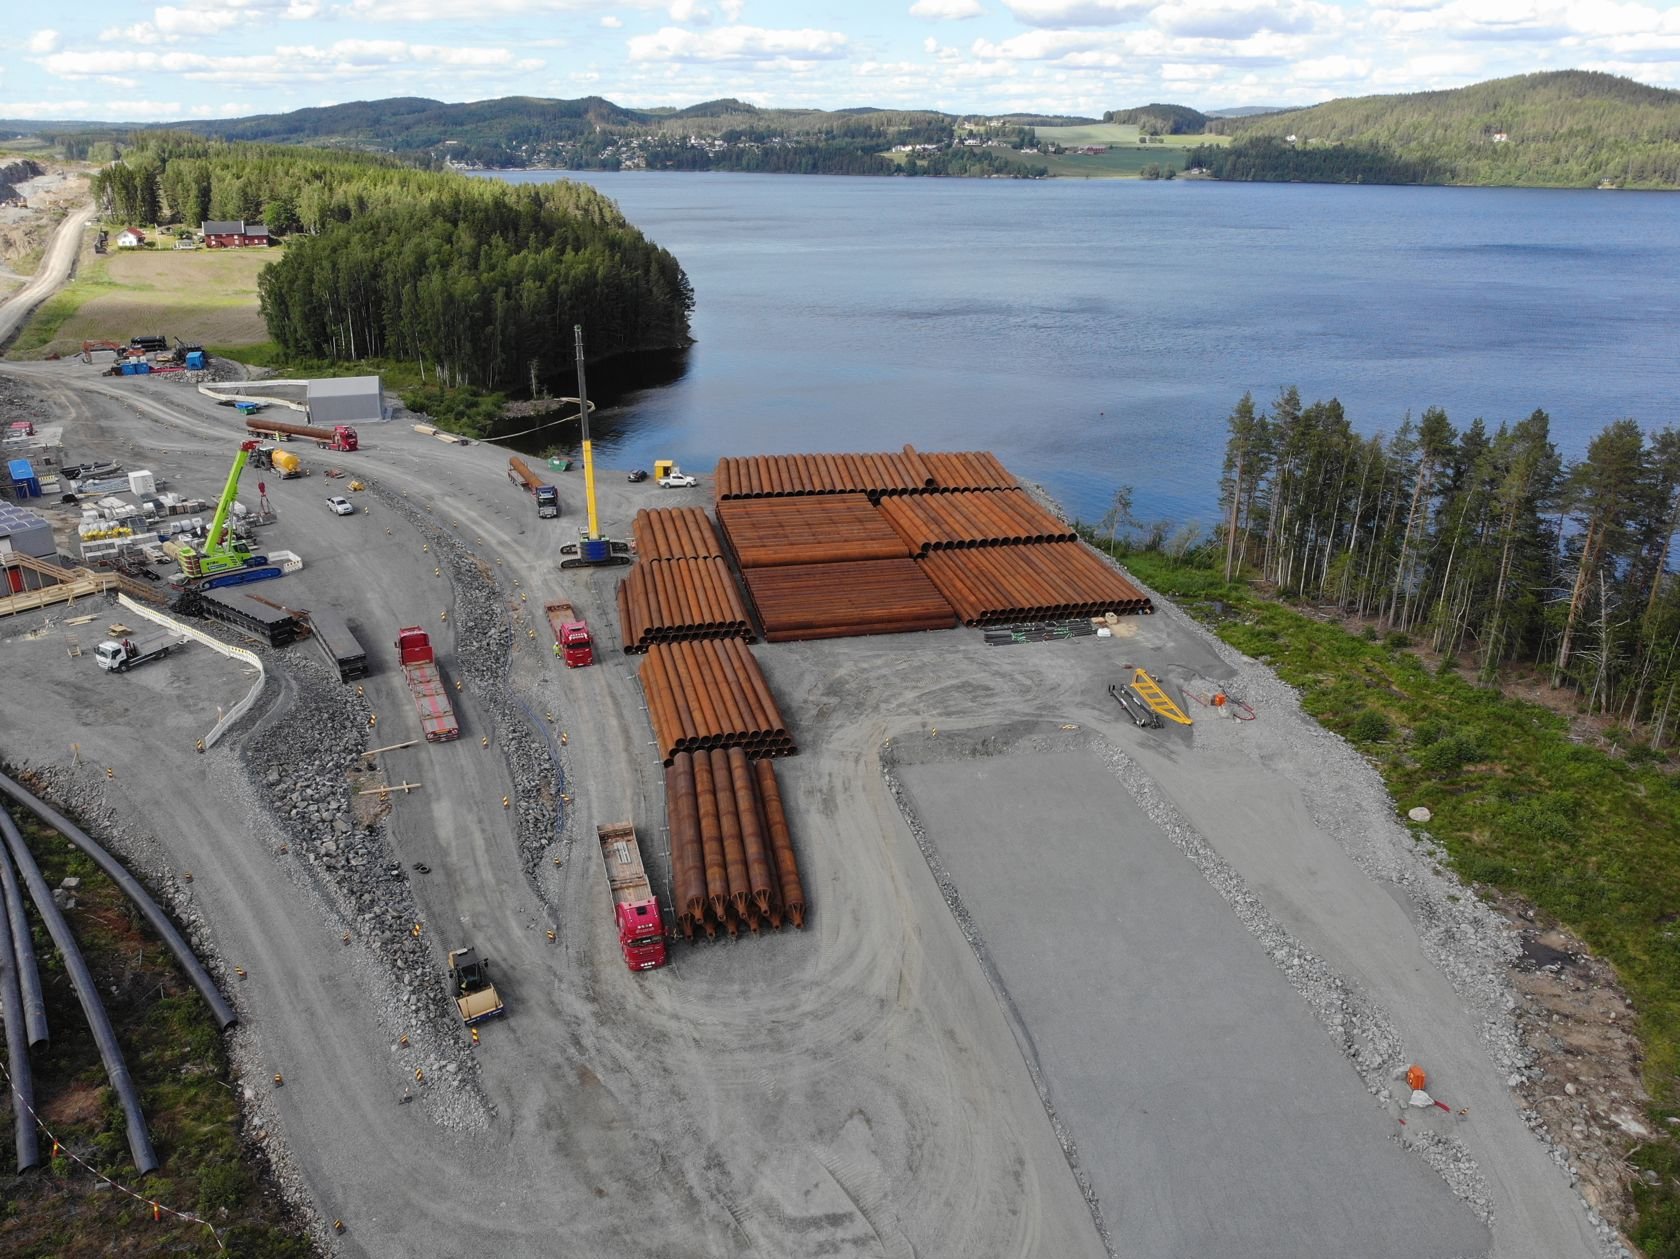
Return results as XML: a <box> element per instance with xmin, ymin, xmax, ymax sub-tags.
<box><xmin>95</xmin><ymin>635</ymin><xmax>185</xmax><ymax>673</ymax></box>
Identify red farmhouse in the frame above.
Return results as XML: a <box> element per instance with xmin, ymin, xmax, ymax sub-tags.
<box><xmin>201</xmin><ymin>219</ymin><xmax>272</xmax><ymax>248</ymax></box>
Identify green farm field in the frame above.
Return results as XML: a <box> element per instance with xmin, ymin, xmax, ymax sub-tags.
<box><xmin>1034</xmin><ymin>122</ymin><xmax>1145</xmax><ymax>145</ymax></box>
<box><xmin>9</xmin><ymin>241</ymin><xmax>274</xmax><ymax>358</ymax></box>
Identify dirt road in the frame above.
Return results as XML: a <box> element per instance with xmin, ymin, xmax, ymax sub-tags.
<box><xmin>0</xmin><ymin>200</ymin><xmax>95</xmax><ymax>346</ymax></box>
<box><xmin>0</xmin><ymin>357</ymin><xmax>1617</xmax><ymax>1258</ymax></box>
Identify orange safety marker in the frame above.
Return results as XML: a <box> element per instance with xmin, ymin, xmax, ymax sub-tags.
<box><xmin>470</xmin><ymin>1027</ymin><xmax>480</xmax><ymax>1046</ymax></box>
<box><xmin>1406</xmin><ymin>1063</ymin><xmax>1428</xmax><ymax>1092</ymax></box>
<box><xmin>399</xmin><ymin>1034</ymin><xmax>409</xmax><ymax>1047</ymax></box>
<box><xmin>480</xmin><ymin>736</ymin><xmax>489</xmax><ymax>748</ymax></box>
<box><xmin>546</xmin><ymin>928</ymin><xmax>556</xmax><ymax>941</ymax></box>
<box><xmin>273</xmin><ymin>1073</ymin><xmax>284</xmax><ymax>1087</ymax></box>
<box><xmin>153</xmin><ymin>1202</ymin><xmax>161</xmax><ymax>1222</ymax></box>
<box><xmin>342</xmin><ymin>932</ymin><xmax>351</xmax><ymax>945</ymax></box>
<box><xmin>411</xmin><ymin>922</ymin><xmax>423</xmax><ymax>938</ymax></box>
<box><xmin>234</xmin><ymin>966</ymin><xmax>247</xmax><ymax>979</ymax></box>
<box><xmin>334</xmin><ymin>1220</ymin><xmax>346</xmax><ymax>1234</ymax></box>
<box><xmin>414</xmin><ymin>1068</ymin><xmax>424</xmax><ymax>1082</ymax></box>
<box><xmin>183</xmin><ymin>871</ymin><xmax>193</xmax><ymax>882</ymax></box>
<box><xmin>106</xmin><ymin>767</ymin><xmax>115</xmax><ymax>779</ymax></box>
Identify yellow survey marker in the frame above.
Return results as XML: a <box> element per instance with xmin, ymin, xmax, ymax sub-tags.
<box><xmin>1129</xmin><ymin>668</ymin><xmax>1193</xmax><ymax>726</ymax></box>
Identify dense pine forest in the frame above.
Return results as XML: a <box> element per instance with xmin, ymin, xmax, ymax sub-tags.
<box><xmin>1217</xmin><ymin>390</ymin><xmax>1680</xmax><ymax>741</ymax></box>
<box><xmin>90</xmin><ymin>139</ymin><xmax>693</xmax><ymax>390</ymax></box>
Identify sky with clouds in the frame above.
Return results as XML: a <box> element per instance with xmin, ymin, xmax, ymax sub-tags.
<box><xmin>5</xmin><ymin>0</ymin><xmax>1680</xmax><ymax>123</ymax></box>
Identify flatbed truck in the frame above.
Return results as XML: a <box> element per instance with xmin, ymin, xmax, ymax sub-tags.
<box><xmin>395</xmin><ymin>626</ymin><xmax>460</xmax><ymax>742</ymax></box>
<box><xmin>597</xmin><ymin>822</ymin><xmax>667</xmax><ymax>971</ymax></box>
<box><xmin>95</xmin><ymin>635</ymin><xmax>182</xmax><ymax>673</ymax></box>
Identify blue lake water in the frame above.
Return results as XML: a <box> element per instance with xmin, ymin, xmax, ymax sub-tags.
<box><xmin>495</xmin><ymin>169</ymin><xmax>1680</xmax><ymax>528</ymax></box>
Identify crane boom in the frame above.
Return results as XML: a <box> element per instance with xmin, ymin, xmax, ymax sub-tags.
<box><xmin>205</xmin><ymin>440</ymin><xmax>260</xmax><ymax>558</ymax></box>
<box><xmin>574</xmin><ymin>324</ymin><xmax>600</xmax><ymax>541</ymax></box>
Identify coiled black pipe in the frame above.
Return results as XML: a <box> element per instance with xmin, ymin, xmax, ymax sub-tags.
<box><xmin>0</xmin><ymin>807</ymin><xmax>157</xmax><ymax>1173</ymax></box>
<box><xmin>0</xmin><ymin>852</ymin><xmax>42</xmax><ymax>1171</ymax></box>
<box><xmin>0</xmin><ymin>770</ymin><xmax>236</xmax><ymax>1031</ymax></box>
<box><xmin>0</xmin><ymin>827</ymin><xmax>47</xmax><ymax>1046</ymax></box>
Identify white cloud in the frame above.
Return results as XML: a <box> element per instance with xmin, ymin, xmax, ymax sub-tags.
<box><xmin>972</xmin><ymin>29</ymin><xmax>1120</xmax><ymax>59</ymax></box>
<box><xmin>105</xmin><ymin>100</ymin><xmax>186</xmax><ymax>118</ymax></box>
<box><xmin>627</xmin><ymin>24</ymin><xmax>849</xmax><ymax>63</ymax></box>
<box><xmin>1002</xmin><ymin>0</ymin><xmax>1150</xmax><ymax>26</ymax></box>
<box><xmin>669</xmin><ymin>0</ymin><xmax>712</xmax><ymax>22</ymax></box>
<box><xmin>910</xmin><ymin>0</ymin><xmax>985</xmax><ymax>18</ymax></box>
<box><xmin>1153</xmin><ymin>0</ymin><xmax>1325</xmax><ymax>40</ymax></box>
<box><xmin>719</xmin><ymin>0</ymin><xmax>744</xmax><ymax>16</ymax></box>
<box><xmin>284</xmin><ymin>1</ymin><xmax>321</xmax><ymax>16</ymax></box>
<box><xmin>27</xmin><ymin>29</ymin><xmax>61</xmax><ymax>54</ymax></box>
<box><xmin>41</xmin><ymin>40</ymin><xmax>544</xmax><ymax>85</ymax></box>
<box><xmin>1292</xmin><ymin>53</ymin><xmax>1372</xmax><ymax>81</ymax></box>
<box><xmin>602</xmin><ymin>14</ymin><xmax>624</xmax><ymax>26</ymax></box>
<box><xmin>3</xmin><ymin>99</ymin><xmax>94</xmax><ymax>118</ymax></box>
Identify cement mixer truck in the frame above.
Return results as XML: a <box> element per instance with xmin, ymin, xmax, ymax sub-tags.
<box><xmin>244</xmin><ymin>417</ymin><xmax>359</xmax><ymax>451</ymax></box>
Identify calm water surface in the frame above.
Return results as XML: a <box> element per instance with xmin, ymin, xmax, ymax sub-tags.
<box><xmin>497</xmin><ymin>170</ymin><xmax>1680</xmax><ymax>527</ymax></box>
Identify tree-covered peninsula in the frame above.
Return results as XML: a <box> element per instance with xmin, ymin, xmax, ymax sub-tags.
<box><xmin>91</xmin><ymin>140</ymin><xmax>693</xmax><ymax>392</ymax></box>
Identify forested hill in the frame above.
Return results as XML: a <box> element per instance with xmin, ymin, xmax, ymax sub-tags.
<box><xmin>56</xmin><ymin>96</ymin><xmax>1053</xmax><ymax>178</ymax></box>
<box><xmin>1201</xmin><ymin>71</ymin><xmax>1680</xmax><ymax>187</ymax></box>
<box><xmin>91</xmin><ymin>139</ymin><xmax>693</xmax><ymax>391</ymax></box>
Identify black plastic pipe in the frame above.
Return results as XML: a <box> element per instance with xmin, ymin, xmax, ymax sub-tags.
<box><xmin>0</xmin><ymin>771</ymin><xmax>236</xmax><ymax>1031</ymax></box>
<box><xmin>0</xmin><ymin>807</ymin><xmax>157</xmax><ymax>1173</ymax></box>
<box><xmin>0</xmin><ymin>825</ymin><xmax>47</xmax><ymax>1046</ymax></box>
<box><xmin>0</xmin><ymin>866</ymin><xmax>42</xmax><ymax>1171</ymax></box>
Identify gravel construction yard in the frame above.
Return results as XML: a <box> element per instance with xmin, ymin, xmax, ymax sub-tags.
<box><xmin>0</xmin><ymin>355</ymin><xmax>1626</xmax><ymax>1258</ymax></box>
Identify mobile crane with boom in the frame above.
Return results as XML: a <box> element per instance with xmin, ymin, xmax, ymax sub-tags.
<box><xmin>558</xmin><ymin>325</ymin><xmax>634</xmax><ymax>570</ymax></box>
<box><xmin>172</xmin><ymin>441</ymin><xmax>283</xmax><ymax>589</ymax></box>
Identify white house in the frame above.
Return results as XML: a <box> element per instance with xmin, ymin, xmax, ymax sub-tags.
<box><xmin>115</xmin><ymin>227</ymin><xmax>145</xmax><ymax>248</ymax></box>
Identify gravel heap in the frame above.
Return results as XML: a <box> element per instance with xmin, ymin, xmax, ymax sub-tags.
<box><xmin>368</xmin><ymin>477</ymin><xmax>567</xmax><ymax>885</ymax></box>
<box><xmin>236</xmin><ymin>647</ymin><xmax>491</xmax><ymax>1135</ymax></box>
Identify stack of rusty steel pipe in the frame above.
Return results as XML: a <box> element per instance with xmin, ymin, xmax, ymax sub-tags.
<box><xmin>877</xmin><ymin>488</ymin><xmax>1078</xmax><ymax>552</ymax></box>
<box><xmin>918</xmin><ymin>541</ymin><xmax>1154</xmax><ymax>625</ymax></box>
<box><xmin>715</xmin><ymin>445</ymin><xmax>936</xmax><ymax>500</ymax></box>
<box><xmin>618</xmin><ymin>507</ymin><xmax>755</xmax><ymax>652</ymax></box>
<box><xmin>666</xmin><ymin>748</ymin><xmax>807</xmax><ymax>939</ymax></box>
<box><xmin>507</xmin><ymin>455</ymin><xmax>545</xmax><ymax>493</ymax></box>
<box><xmin>742</xmin><ymin>559</ymin><xmax>956</xmax><ymax>642</ymax></box>
<box><xmin>631</xmin><ymin>507</ymin><xmax>724</xmax><ymax>562</ymax></box>
<box><xmin>918</xmin><ymin>449</ymin><xmax>1019</xmax><ymax>492</ymax></box>
<box><xmin>718</xmin><ymin>494</ymin><xmax>913</xmax><ymax>567</ymax></box>
<box><xmin>639</xmin><ymin>637</ymin><xmax>795</xmax><ymax>764</ymax></box>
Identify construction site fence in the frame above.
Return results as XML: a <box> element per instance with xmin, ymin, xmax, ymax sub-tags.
<box><xmin>116</xmin><ymin>594</ymin><xmax>264</xmax><ymax>749</ymax></box>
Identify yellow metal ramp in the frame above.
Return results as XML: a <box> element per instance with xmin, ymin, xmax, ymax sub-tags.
<box><xmin>1129</xmin><ymin>668</ymin><xmax>1193</xmax><ymax>726</ymax></box>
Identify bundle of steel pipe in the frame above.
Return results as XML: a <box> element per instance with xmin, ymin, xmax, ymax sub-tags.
<box><xmin>917</xmin><ymin>541</ymin><xmax>1154</xmax><ymax>625</ymax></box>
<box><xmin>664</xmin><ymin>749</ymin><xmax>807</xmax><ymax>939</ymax></box>
<box><xmin>877</xmin><ymin>488</ymin><xmax>1078</xmax><ymax>552</ymax></box>
<box><xmin>742</xmin><ymin>559</ymin><xmax>957</xmax><ymax>642</ymax></box>
<box><xmin>714</xmin><ymin>444</ymin><xmax>936</xmax><ymax>499</ymax></box>
<box><xmin>640</xmin><ymin>637</ymin><xmax>796</xmax><ymax>764</ymax></box>
<box><xmin>618</xmin><ymin>556</ymin><xmax>755</xmax><ymax>652</ymax></box>
<box><xmin>508</xmin><ymin>455</ymin><xmax>544</xmax><ymax>494</ymax></box>
<box><xmin>919</xmin><ymin>449</ymin><xmax>1019</xmax><ymax>492</ymax></box>
<box><xmin>718</xmin><ymin>494</ymin><xmax>913</xmax><ymax>568</ymax></box>
<box><xmin>631</xmin><ymin>507</ymin><xmax>725</xmax><ymax>562</ymax></box>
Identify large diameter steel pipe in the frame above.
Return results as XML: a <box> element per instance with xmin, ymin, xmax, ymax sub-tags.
<box><xmin>0</xmin><ymin>770</ymin><xmax>237</xmax><ymax>1032</ymax></box>
<box><xmin>0</xmin><ymin>826</ymin><xmax>47</xmax><ymax>1047</ymax></box>
<box><xmin>0</xmin><ymin>853</ymin><xmax>42</xmax><ymax>1170</ymax></box>
<box><xmin>0</xmin><ymin>807</ymin><xmax>158</xmax><ymax>1173</ymax></box>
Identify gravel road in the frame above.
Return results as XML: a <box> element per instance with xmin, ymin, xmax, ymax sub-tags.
<box><xmin>0</xmin><ymin>356</ymin><xmax>1624</xmax><ymax>1258</ymax></box>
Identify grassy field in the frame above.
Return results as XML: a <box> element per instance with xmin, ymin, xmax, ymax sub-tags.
<box><xmin>0</xmin><ymin>801</ymin><xmax>310</xmax><ymax>1257</ymax></box>
<box><xmin>1039</xmin><ymin>148</ymin><xmax>1197</xmax><ymax>178</ymax></box>
<box><xmin>1034</xmin><ymin>122</ymin><xmax>1146</xmax><ymax>146</ymax></box>
<box><xmin>8</xmin><ymin>243</ymin><xmax>274</xmax><ymax>359</ymax></box>
<box><xmin>1110</xmin><ymin>545</ymin><xmax>1680</xmax><ymax>1257</ymax></box>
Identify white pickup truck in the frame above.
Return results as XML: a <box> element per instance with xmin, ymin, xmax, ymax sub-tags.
<box><xmin>658</xmin><ymin>471</ymin><xmax>698</xmax><ymax>488</ymax></box>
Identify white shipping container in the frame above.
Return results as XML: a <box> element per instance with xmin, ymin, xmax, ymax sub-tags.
<box><xmin>128</xmin><ymin>470</ymin><xmax>156</xmax><ymax>497</ymax></box>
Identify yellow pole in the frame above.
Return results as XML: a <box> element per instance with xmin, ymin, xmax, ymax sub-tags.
<box><xmin>574</xmin><ymin>325</ymin><xmax>599</xmax><ymax>541</ymax></box>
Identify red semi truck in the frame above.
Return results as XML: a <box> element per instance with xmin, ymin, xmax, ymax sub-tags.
<box><xmin>545</xmin><ymin>601</ymin><xmax>594</xmax><ymax>668</ymax></box>
<box><xmin>395</xmin><ymin>626</ymin><xmax>460</xmax><ymax>742</ymax></box>
<box><xmin>597</xmin><ymin>823</ymin><xmax>667</xmax><ymax>970</ymax></box>
<box><xmin>244</xmin><ymin>416</ymin><xmax>359</xmax><ymax>451</ymax></box>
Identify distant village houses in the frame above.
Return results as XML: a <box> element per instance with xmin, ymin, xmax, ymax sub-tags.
<box><xmin>201</xmin><ymin>219</ymin><xmax>272</xmax><ymax>248</ymax></box>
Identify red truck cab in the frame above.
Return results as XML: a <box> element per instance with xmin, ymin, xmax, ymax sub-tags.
<box><xmin>545</xmin><ymin>601</ymin><xmax>594</xmax><ymax>667</ymax></box>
